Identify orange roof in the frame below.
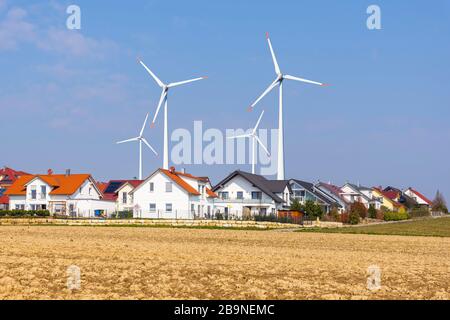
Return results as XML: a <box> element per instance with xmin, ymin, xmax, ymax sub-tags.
<box><xmin>206</xmin><ymin>187</ymin><xmax>218</xmax><ymax>198</ymax></box>
<box><xmin>5</xmin><ymin>174</ymin><xmax>91</xmax><ymax>196</ymax></box>
<box><xmin>160</xmin><ymin>169</ymin><xmax>201</xmax><ymax>195</ymax></box>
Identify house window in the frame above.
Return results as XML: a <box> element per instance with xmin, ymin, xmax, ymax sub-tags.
<box><xmin>15</xmin><ymin>204</ymin><xmax>25</xmax><ymax>210</ymax></box>
<box><xmin>191</xmin><ymin>203</ymin><xmax>195</xmax><ymax>213</ymax></box>
<box><xmin>165</xmin><ymin>182</ymin><xmax>172</xmax><ymax>193</ymax></box>
<box><xmin>165</xmin><ymin>203</ymin><xmax>172</xmax><ymax>213</ymax></box>
<box><xmin>149</xmin><ymin>203</ymin><xmax>156</xmax><ymax>213</ymax></box>
<box><xmin>41</xmin><ymin>186</ymin><xmax>47</xmax><ymax>199</ymax></box>
<box><xmin>251</xmin><ymin>191</ymin><xmax>262</xmax><ymax>200</ymax></box>
<box><xmin>149</xmin><ymin>182</ymin><xmax>154</xmax><ymax>192</ymax></box>
<box><xmin>219</xmin><ymin>192</ymin><xmax>229</xmax><ymax>200</ymax></box>
<box><xmin>207</xmin><ymin>206</ymin><xmax>211</xmax><ymax>215</ymax></box>
<box><xmin>122</xmin><ymin>192</ymin><xmax>127</xmax><ymax>204</ymax></box>
<box><xmin>31</xmin><ymin>186</ymin><xmax>37</xmax><ymax>199</ymax></box>
<box><xmin>89</xmin><ymin>187</ymin><xmax>92</xmax><ymax>196</ymax></box>
<box><xmin>198</xmin><ymin>205</ymin><xmax>201</xmax><ymax>214</ymax></box>
<box><xmin>237</xmin><ymin>191</ymin><xmax>243</xmax><ymax>199</ymax></box>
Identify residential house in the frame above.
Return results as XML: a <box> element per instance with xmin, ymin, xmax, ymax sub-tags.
<box><xmin>340</xmin><ymin>183</ymin><xmax>381</xmax><ymax>209</ymax></box>
<box><xmin>0</xmin><ymin>167</ymin><xmax>30</xmax><ymax>210</ymax></box>
<box><xmin>289</xmin><ymin>179</ymin><xmax>341</xmax><ymax>214</ymax></box>
<box><xmin>404</xmin><ymin>187</ymin><xmax>433</xmax><ymax>210</ymax></box>
<box><xmin>5</xmin><ymin>171</ymin><xmax>115</xmax><ymax>217</ymax></box>
<box><xmin>131</xmin><ymin>167</ymin><xmax>217</xmax><ymax>219</ymax></box>
<box><xmin>212</xmin><ymin>170</ymin><xmax>289</xmax><ymax>218</ymax></box>
<box><xmin>115</xmin><ymin>180</ymin><xmax>143</xmax><ymax>212</ymax></box>
<box><xmin>315</xmin><ymin>182</ymin><xmax>349</xmax><ymax>213</ymax></box>
<box><xmin>372</xmin><ymin>188</ymin><xmax>406</xmax><ymax>213</ymax></box>
<box><xmin>383</xmin><ymin>186</ymin><xmax>419</xmax><ymax>211</ymax></box>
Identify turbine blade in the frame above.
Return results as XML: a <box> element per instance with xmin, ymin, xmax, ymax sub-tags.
<box><xmin>252</xmin><ymin>110</ymin><xmax>265</xmax><ymax>133</ymax></box>
<box><xmin>142</xmin><ymin>138</ymin><xmax>158</xmax><ymax>156</ymax></box>
<box><xmin>284</xmin><ymin>74</ymin><xmax>325</xmax><ymax>86</ymax></box>
<box><xmin>266</xmin><ymin>33</ymin><xmax>281</xmax><ymax>75</ymax></box>
<box><xmin>248</xmin><ymin>78</ymin><xmax>279</xmax><ymax>110</ymax></box>
<box><xmin>255</xmin><ymin>135</ymin><xmax>270</xmax><ymax>156</ymax></box>
<box><xmin>139</xmin><ymin>59</ymin><xmax>164</xmax><ymax>87</ymax></box>
<box><xmin>116</xmin><ymin>137</ymin><xmax>139</xmax><ymax>144</ymax></box>
<box><xmin>152</xmin><ymin>90</ymin><xmax>167</xmax><ymax>125</ymax></box>
<box><xmin>140</xmin><ymin>113</ymin><xmax>149</xmax><ymax>136</ymax></box>
<box><xmin>168</xmin><ymin>76</ymin><xmax>207</xmax><ymax>88</ymax></box>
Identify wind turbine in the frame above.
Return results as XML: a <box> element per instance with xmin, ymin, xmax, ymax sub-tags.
<box><xmin>248</xmin><ymin>33</ymin><xmax>329</xmax><ymax>180</ymax></box>
<box><xmin>116</xmin><ymin>113</ymin><xmax>158</xmax><ymax>180</ymax></box>
<box><xmin>138</xmin><ymin>58</ymin><xmax>206</xmax><ymax>170</ymax></box>
<box><xmin>227</xmin><ymin>110</ymin><xmax>270</xmax><ymax>174</ymax></box>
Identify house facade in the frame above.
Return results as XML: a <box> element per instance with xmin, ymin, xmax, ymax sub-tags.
<box><xmin>340</xmin><ymin>183</ymin><xmax>381</xmax><ymax>209</ymax></box>
<box><xmin>5</xmin><ymin>172</ymin><xmax>115</xmax><ymax>217</ymax></box>
<box><xmin>404</xmin><ymin>188</ymin><xmax>432</xmax><ymax>209</ymax></box>
<box><xmin>115</xmin><ymin>180</ymin><xmax>143</xmax><ymax>212</ymax></box>
<box><xmin>131</xmin><ymin>167</ymin><xmax>217</xmax><ymax>219</ymax></box>
<box><xmin>315</xmin><ymin>182</ymin><xmax>349</xmax><ymax>213</ymax></box>
<box><xmin>212</xmin><ymin>171</ymin><xmax>288</xmax><ymax>219</ymax></box>
<box><xmin>289</xmin><ymin>179</ymin><xmax>340</xmax><ymax>214</ymax></box>
<box><xmin>372</xmin><ymin>188</ymin><xmax>406</xmax><ymax>213</ymax></box>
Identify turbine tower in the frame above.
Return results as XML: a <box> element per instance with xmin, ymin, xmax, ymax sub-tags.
<box><xmin>138</xmin><ymin>58</ymin><xmax>206</xmax><ymax>170</ymax></box>
<box><xmin>248</xmin><ymin>33</ymin><xmax>328</xmax><ymax>180</ymax></box>
<box><xmin>227</xmin><ymin>110</ymin><xmax>270</xmax><ymax>174</ymax></box>
<box><xmin>116</xmin><ymin>113</ymin><xmax>158</xmax><ymax>180</ymax></box>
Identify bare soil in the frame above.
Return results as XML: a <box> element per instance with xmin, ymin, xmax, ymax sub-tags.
<box><xmin>0</xmin><ymin>226</ymin><xmax>448</xmax><ymax>299</ymax></box>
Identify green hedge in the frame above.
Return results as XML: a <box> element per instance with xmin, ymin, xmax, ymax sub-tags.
<box><xmin>0</xmin><ymin>210</ymin><xmax>51</xmax><ymax>217</ymax></box>
<box><xmin>384</xmin><ymin>211</ymin><xmax>409</xmax><ymax>221</ymax></box>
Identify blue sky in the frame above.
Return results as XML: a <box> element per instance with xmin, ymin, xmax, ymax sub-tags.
<box><xmin>1</xmin><ymin>0</ymin><xmax>449</xmax><ymax>200</ymax></box>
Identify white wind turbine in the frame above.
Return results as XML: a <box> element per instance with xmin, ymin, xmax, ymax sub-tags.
<box><xmin>138</xmin><ymin>58</ymin><xmax>206</xmax><ymax>170</ymax></box>
<box><xmin>227</xmin><ymin>110</ymin><xmax>270</xmax><ymax>174</ymax></box>
<box><xmin>248</xmin><ymin>33</ymin><xmax>329</xmax><ymax>180</ymax></box>
<box><xmin>116</xmin><ymin>113</ymin><xmax>158</xmax><ymax>180</ymax></box>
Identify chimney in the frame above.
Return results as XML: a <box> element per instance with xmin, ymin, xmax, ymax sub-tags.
<box><xmin>65</xmin><ymin>169</ymin><xmax>71</xmax><ymax>176</ymax></box>
<box><xmin>169</xmin><ymin>166</ymin><xmax>176</xmax><ymax>174</ymax></box>
<box><xmin>47</xmin><ymin>169</ymin><xmax>53</xmax><ymax>175</ymax></box>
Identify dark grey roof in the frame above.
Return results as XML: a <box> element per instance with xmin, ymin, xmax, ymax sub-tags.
<box><xmin>290</xmin><ymin>179</ymin><xmax>339</xmax><ymax>206</ymax></box>
<box><xmin>212</xmin><ymin>170</ymin><xmax>285</xmax><ymax>203</ymax></box>
<box><xmin>266</xmin><ymin>180</ymin><xmax>291</xmax><ymax>194</ymax></box>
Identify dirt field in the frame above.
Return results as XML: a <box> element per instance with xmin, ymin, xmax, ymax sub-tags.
<box><xmin>0</xmin><ymin>225</ymin><xmax>449</xmax><ymax>300</ymax></box>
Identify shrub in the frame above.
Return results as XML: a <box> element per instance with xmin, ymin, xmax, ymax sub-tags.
<box><xmin>115</xmin><ymin>211</ymin><xmax>133</xmax><ymax>219</ymax></box>
<box><xmin>368</xmin><ymin>205</ymin><xmax>377</xmax><ymax>219</ymax></box>
<box><xmin>0</xmin><ymin>210</ymin><xmax>50</xmax><ymax>217</ymax></box>
<box><xmin>348</xmin><ymin>210</ymin><xmax>360</xmax><ymax>225</ymax></box>
<box><xmin>384</xmin><ymin>211</ymin><xmax>409</xmax><ymax>221</ymax></box>
<box><xmin>340</xmin><ymin>212</ymin><xmax>349</xmax><ymax>224</ymax></box>
<box><xmin>375</xmin><ymin>210</ymin><xmax>384</xmax><ymax>220</ymax></box>
<box><xmin>350</xmin><ymin>202</ymin><xmax>367</xmax><ymax>220</ymax></box>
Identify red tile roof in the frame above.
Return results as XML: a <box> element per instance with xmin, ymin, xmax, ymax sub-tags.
<box><xmin>373</xmin><ymin>188</ymin><xmax>404</xmax><ymax>208</ymax></box>
<box><xmin>408</xmin><ymin>188</ymin><xmax>432</xmax><ymax>205</ymax></box>
<box><xmin>0</xmin><ymin>167</ymin><xmax>30</xmax><ymax>186</ymax></box>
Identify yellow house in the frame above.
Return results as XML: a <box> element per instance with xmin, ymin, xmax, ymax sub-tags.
<box><xmin>372</xmin><ymin>188</ymin><xmax>406</xmax><ymax>213</ymax></box>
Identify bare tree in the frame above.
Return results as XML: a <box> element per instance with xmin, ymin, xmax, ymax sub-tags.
<box><xmin>432</xmin><ymin>190</ymin><xmax>448</xmax><ymax>214</ymax></box>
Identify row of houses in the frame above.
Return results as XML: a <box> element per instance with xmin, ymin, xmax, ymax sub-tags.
<box><xmin>0</xmin><ymin>166</ymin><xmax>433</xmax><ymax>219</ymax></box>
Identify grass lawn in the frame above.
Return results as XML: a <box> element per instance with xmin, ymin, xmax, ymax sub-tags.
<box><xmin>298</xmin><ymin>216</ymin><xmax>450</xmax><ymax>237</ymax></box>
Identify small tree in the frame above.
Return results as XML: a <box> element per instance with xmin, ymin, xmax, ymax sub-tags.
<box><xmin>368</xmin><ymin>204</ymin><xmax>377</xmax><ymax>219</ymax></box>
<box><xmin>328</xmin><ymin>206</ymin><xmax>340</xmax><ymax>221</ymax></box>
<box><xmin>302</xmin><ymin>200</ymin><xmax>324</xmax><ymax>219</ymax></box>
<box><xmin>432</xmin><ymin>190</ymin><xmax>448</xmax><ymax>214</ymax></box>
<box><xmin>290</xmin><ymin>198</ymin><xmax>303</xmax><ymax>212</ymax></box>
<box><xmin>346</xmin><ymin>202</ymin><xmax>367</xmax><ymax>225</ymax></box>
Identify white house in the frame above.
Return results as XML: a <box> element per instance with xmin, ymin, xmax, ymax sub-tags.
<box><xmin>130</xmin><ymin>167</ymin><xmax>217</xmax><ymax>219</ymax></box>
<box><xmin>5</xmin><ymin>172</ymin><xmax>115</xmax><ymax>217</ymax></box>
<box><xmin>404</xmin><ymin>187</ymin><xmax>433</xmax><ymax>208</ymax></box>
<box><xmin>212</xmin><ymin>170</ymin><xmax>289</xmax><ymax>219</ymax></box>
<box><xmin>340</xmin><ymin>183</ymin><xmax>382</xmax><ymax>209</ymax></box>
<box><xmin>289</xmin><ymin>179</ymin><xmax>341</xmax><ymax>214</ymax></box>
<box><xmin>114</xmin><ymin>180</ymin><xmax>143</xmax><ymax>212</ymax></box>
